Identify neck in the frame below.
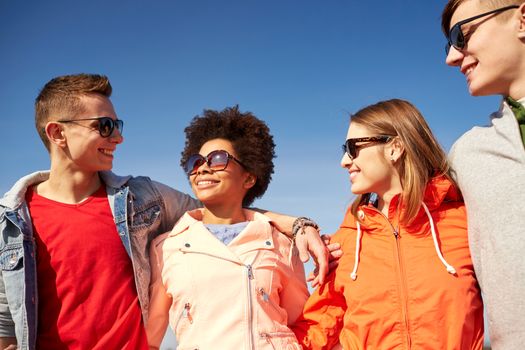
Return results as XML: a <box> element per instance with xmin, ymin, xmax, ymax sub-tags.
<box><xmin>377</xmin><ymin>191</ymin><xmax>399</xmax><ymax>218</ymax></box>
<box><xmin>507</xmin><ymin>79</ymin><xmax>525</xmax><ymax>101</ymax></box>
<box><xmin>35</xmin><ymin>161</ymin><xmax>102</xmax><ymax>204</ymax></box>
<box><xmin>376</xmin><ymin>177</ymin><xmax>403</xmax><ymax>218</ymax></box>
<box><xmin>202</xmin><ymin>203</ymin><xmax>247</xmax><ymax>225</ymax></box>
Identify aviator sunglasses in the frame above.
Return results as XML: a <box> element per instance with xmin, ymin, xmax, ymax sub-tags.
<box><xmin>57</xmin><ymin>116</ymin><xmax>124</xmax><ymax>138</ymax></box>
<box><xmin>184</xmin><ymin>149</ymin><xmax>247</xmax><ymax>176</ymax></box>
<box><xmin>342</xmin><ymin>136</ymin><xmax>393</xmax><ymax>160</ymax></box>
<box><xmin>445</xmin><ymin>5</ymin><xmax>519</xmax><ymax>54</ymax></box>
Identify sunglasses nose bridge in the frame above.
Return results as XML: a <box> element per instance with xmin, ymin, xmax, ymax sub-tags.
<box><xmin>195</xmin><ymin>157</ymin><xmax>214</xmax><ymax>175</ymax></box>
<box><xmin>341</xmin><ymin>149</ymin><xmax>354</xmax><ymax>169</ymax></box>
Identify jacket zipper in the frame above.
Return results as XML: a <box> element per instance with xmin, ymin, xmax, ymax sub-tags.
<box><xmin>258</xmin><ymin>287</ymin><xmax>280</xmax><ymax>314</ymax></box>
<box><xmin>369</xmin><ymin>208</ymin><xmax>412</xmax><ymax>349</ymax></box>
<box><xmin>260</xmin><ymin>331</ymin><xmax>298</xmax><ymax>349</ymax></box>
<box><xmin>180</xmin><ymin>248</ymin><xmax>258</xmax><ymax>349</ymax></box>
<box><xmin>393</xmin><ymin>228</ymin><xmax>412</xmax><ymax>349</ymax></box>
<box><xmin>246</xmin><ymin>264</ymin><xmax>255</xmax><ymax>349</ymax></box>
<box><xmin>174</xmin><ymin>302</ymin><xmax>193</xmax><ymax>331</ymax></box>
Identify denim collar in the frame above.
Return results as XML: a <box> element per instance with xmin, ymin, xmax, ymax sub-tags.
<box><xmin>0</xmin><ymin>170</ymin><xmax>131</xmax><ymax>210</ymax></box>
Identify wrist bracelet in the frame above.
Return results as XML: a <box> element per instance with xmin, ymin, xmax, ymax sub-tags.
<box><xmin>292</xmin><ymin>217</ymin><xmax>320</xmax><ymax>240</ymax></box>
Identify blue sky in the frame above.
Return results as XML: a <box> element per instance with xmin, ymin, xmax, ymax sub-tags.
<box><xmin>1</xmin><ymin>1</ymin><xmax>497</xmax><ymax>348</ymax></box>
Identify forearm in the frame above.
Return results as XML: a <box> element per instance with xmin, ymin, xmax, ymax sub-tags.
<box><xmin>256</xmin><ymin>209</ymin><xmax>295</xmax><ymax>236</ymax></box>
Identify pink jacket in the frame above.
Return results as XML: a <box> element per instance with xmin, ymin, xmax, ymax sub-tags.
<box><xmin>146</xmin><ymin>209</ymin><xmax>309</xmax><ymax>350</ymax></box>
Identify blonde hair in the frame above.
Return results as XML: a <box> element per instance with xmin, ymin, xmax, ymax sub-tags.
<box><xmin>35</xmin><ymin>74</ymin><xmax>112</xmax><ymax>151</ymax></box>
<box><xmin>442</xmin><ymin>0</ymin><xmax>524</xmax><ymax>35</ymax></box>
<box><xmin>349</xmin><ymin>99</ymin><xmax>457</xmax><ymax>224</ymax></box>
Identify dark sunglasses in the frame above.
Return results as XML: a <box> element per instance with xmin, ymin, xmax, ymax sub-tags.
<box><xmin>445</xmin><ymin>5</ymin><xmax>519</xmax><ymax>54</ymax></box>
<box><xmin>184</xmin><ymin>149</ymin><xmax>246</xmax><ymax>176</ymax></box>
<box><xmin>342</xmin><ymin>136</ymin><xmax>393</xmax><ymax>160</ymax></box>
<box><xmin>57</xmin><ymin>116</ymin><xmax>124</xmax><ymax>138</ymax></box>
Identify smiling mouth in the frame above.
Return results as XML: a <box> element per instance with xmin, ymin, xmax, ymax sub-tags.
<box><xmin>196</xmin><ymin>180</ymin><xmax>219</xmax><ymax>186</ymax></box>
<box><xmin>462</xmin><ymin>63</ymin><xmax>477</xmax><ymax>77</ymax></box>
<box><xmin>99</xmin><ymin>149</ymin><xmax>114</xmax><ymax>156</ymax></box>
<box><xmin>349</xmin><ymin>171</ymin><xmax>359</xmax><ymax>181</ymax></box>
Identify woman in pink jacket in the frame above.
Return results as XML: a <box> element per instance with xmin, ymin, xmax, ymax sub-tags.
<box><xmin>146</xmin><ymin>106</ymin><xmax>309</xmax><ymax>349</ymax></box>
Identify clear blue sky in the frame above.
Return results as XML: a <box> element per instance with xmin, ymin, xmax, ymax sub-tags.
<box><xmin>1</xmin><ymin>1</ymin><xmax>497</xmax><ymax>348</ymax></box>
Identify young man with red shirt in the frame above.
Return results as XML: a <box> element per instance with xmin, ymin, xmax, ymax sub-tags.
<box><xmin>0</xmin><ymin>74</ymin><xmax>329</xmax><ymax>349</ymax></box>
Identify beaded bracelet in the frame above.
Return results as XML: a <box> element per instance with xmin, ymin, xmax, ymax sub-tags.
<box><xmin>292</xmin><ymin>217</ymin><xmax>320</xmax><ymax>240</ymax></box>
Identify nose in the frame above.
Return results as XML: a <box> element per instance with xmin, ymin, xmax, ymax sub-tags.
<box><xmin>445</xmin><ymin>45</ymin><xmax>463</xmax><ymax>66</ymax></box>
<box><xmin>196</xmin><ymin>160</ymin><xmax>212</xmax><ymax>175</ymax></box>
<box><xmin>341</xmin><ymin>152</ymin><xmax>353</xmax><ymax>169</ymax></box>
<box><xmin>109</xmin><ymin>128</ymin><xmax>124</xmax><ymax>144</ymax></box>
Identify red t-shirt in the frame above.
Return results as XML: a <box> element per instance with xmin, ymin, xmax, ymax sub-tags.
<box><xmin>26</xmin><ymin>186</ymin><xmax>148</xmax><ymax>350</ymax></box>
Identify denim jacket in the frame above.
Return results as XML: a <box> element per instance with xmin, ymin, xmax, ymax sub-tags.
<box><xmin>0</xmin><ymin>171</ymin><xmax>199</xmax><ymax>349</ymax></box>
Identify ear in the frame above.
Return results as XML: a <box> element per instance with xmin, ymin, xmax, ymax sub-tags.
<box><xmin>518</xmin><ymin>3</ymin><xmax>525</xmax><ymax>37</ymax></box>
<box><xmin>243</xmin><ymin>174</ymin><xmax>257</xmax><ymax>189</ymax></box>
<box><xmin>45</xmin><ymin>121</ymin><xmax>67</xmax><ymax>149</ymax></box>
<box><xmin>386</xmin><ymin>137</ymin><xmax>404</xmax><ymax>163</ymax></box>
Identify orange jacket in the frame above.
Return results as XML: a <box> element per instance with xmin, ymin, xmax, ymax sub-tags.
<box><xmin>292</xmin><ymin>176</ymin><xmax>484</xmax><ymax>350</ymax></box>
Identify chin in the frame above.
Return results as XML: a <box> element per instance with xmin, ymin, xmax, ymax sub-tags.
<box><xmin>468</xmin><ymin>81</ymin><xmax>505</xmax><ymax>97</ymax></box>
<box><xmin>350</xmin><ymin>185</ymin><xmax>366</xmax><ymax>195</ymax></box>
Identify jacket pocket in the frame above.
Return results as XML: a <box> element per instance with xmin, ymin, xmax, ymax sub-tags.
<box><xmin>259</xmin><ymin>330</ymin><xmax>302</xmax><ymax>350</ymax></box>
<box><xmin>174</xmin><ymin>302</ymin><xmax>194</xmax><ymax>340</ymax></box>
<box><xmin>0</xmin><ymin>248</ymin><xmax>23</xmax><ymax>271</ymax></box>
<box><xmin>258</xmin><ymin>287</ymin><xmax>281</xmax><ymax>315</ymax></box>
<box><xmin>129</xmin><ymin>203</ymin><xmax>161</xmax><ymax>231</ymax></box>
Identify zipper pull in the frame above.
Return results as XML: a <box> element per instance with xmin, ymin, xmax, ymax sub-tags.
<box><xmin>260</xmin><ymin>332</ymin><xmax>271</xmax><ymax>343</ymax></box>
<box><xmin>259</xmin><ymin>287</ymin><xmax>269</xmax><ymax>302</ymax></box>
<box><xmin>247</xmin><ymin>264</ymin><xmax>254</xmax><ymax>280</ymax></box>
<box><xmin>183</xmin><ymin>303</ymin><xmax>193</xmax><ymax>324</ymax></box>
<box><xmin>393</xmin><ymin>229</ymin><xmax>399</xmax><ymax>239</ymax></box>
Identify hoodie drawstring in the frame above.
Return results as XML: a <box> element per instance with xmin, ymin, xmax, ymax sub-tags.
<box><xmin>422</xmin><ymin>202</ymin><xmax>457</xmax><ymax>275</ymax></box>
<box><xmin>350</xmin><ymin>203</ymin><xmax>456</xmax><ymax>281</ymax></box>
<box><xmin>350</xmin><ymin>221</ymin><xmax>362</xmax><ymax>281</ymax></box>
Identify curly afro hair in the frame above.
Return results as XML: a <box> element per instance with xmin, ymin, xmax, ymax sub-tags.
<box><xmin>181</xmin><ymin>105</ymin><xmax>276</xmax><ymax>206</ymax></box>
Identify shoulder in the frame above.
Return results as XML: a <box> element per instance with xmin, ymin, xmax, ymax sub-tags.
<box><xmin>449</xmin><ymin>107</ymin><xmax>503</xmax><ymax>162</ymax></box>
<box><xmin>331</xmin><ymin>207</ymin><xmax>358</xmax><ymax>249</ymax></box>
<box><xmin>0</xmin><ymin>171</ymin><xmax>49</xmax><ymax>210</ymax></box>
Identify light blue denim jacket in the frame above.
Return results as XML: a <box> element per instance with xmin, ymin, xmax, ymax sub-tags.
<box><xmin>0</xmin><ymin>171</ymin><xmax>200</xmax><ymax>349</ymax></box>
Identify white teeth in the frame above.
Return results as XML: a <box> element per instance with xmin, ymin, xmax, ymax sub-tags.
<box><xmin>100</xmin><ymin>149</ymin><xmax>114</xmax><ymax>156</ymax></box>
<box><xmin>465</xmin><ymin>66</ymin><xmax>475</xmax><ymax>76</ymax></box>
<box><xmin>197</xmin><ymin>180</ymin><xmax>216</xmax><ymax>185</ymax></box>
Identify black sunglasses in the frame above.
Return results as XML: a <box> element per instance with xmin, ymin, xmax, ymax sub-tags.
<box><xmin>342</xmin><ymin>136</ymin><xmax>393</xmax><ymax>160</ymax></box>
<box><xmin>445</xmin><ymin>5</ymin><xmax>519</xmax><ymax>54</ymax></box>
<box><xmin>57</xmin><ymin>116</ymin><xmax>124</xmax><ymax>138</ymax></box>
<box><xmin>184</xmin><ymin>149</ymin><xmax>246</xmax><ymax>176</ymax></box>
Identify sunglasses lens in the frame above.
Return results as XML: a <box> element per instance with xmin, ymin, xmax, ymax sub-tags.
<box><xmin>115</xmin><ymin>119</ymin><xmax>124</xmax><ymax>135</ymax></box>
<box><xmin>186</xmin><ymin>154</ymin><xmax>206</xmax><ymax>175</ymax></box>
<box><xmin>449</xmin><ymin>24</ymin><xmax>464</xmax><ymax>49</ymax></box>
<box><xmin>208</xmin><ymin>150</ymin><xmax>229</xmax><ymax>171</ymax></box>
<box><xmin>98</xmin><ymin>118</ymin><xmax>114</xmax><ymax>137</ymax></box>
<box><xmin>98</xmin><ymin>118</ymin><xmax>124</xmax><ymax>137</ymax></box>
<box><xmin>344</xmin><ymin>140</ymin><xmax>356</xmax><ymax>159</ymax></box>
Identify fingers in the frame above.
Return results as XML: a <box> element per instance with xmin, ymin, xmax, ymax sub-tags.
<box><xmin>296</xmin><ymin>236</ymin><xmax>310</xmax><ymax>263</ymax></box>
<box><xmin>327</xmin><ymin>242</ymin><xmax>342</xmax><ymax>259</ymax></box>
<box><xmin>315</xmin><ymin>252</ymin><xmax>328</xmax><ymax>286</ymax></box>
<box><xmin>321</xmin><ymin>234</ymin><xmax>331</xmax><ymax>245</ymax></box>
<box><xmin>306</xmin><ymin>270</ymin><xmax>316</xmax><ymax>282</ymax></box>
<box><xmin>310</xmin><ymin>276</ymin><xmax>321</xmax><ymax>289</ymax></box>
<box><xmin>294</xmin><ymin>225</ymin><xmax>330</xmax><ymax>284</ymax></box>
